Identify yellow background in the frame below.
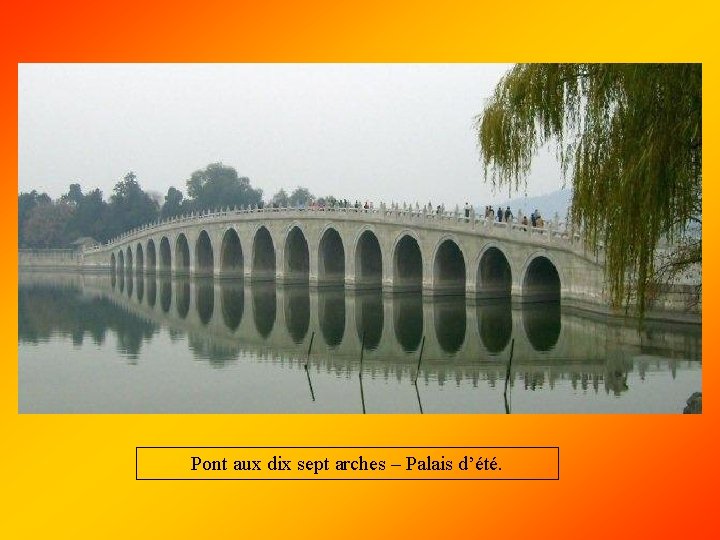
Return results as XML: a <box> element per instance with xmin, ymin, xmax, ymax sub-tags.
<box><xmin>4</xmin><ymin>1</ymin><xmax>715</xmax><ymax>537</ymax></box>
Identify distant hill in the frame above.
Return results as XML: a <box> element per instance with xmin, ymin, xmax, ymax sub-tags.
<box><xmin>479</xmin><ymin>188</ymin><xmax>572</xmax><ymax>222</ymax></box>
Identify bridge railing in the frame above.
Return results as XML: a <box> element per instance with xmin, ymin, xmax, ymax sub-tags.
<box><xmin>92</xmin><ymin>203</ymin><xmax>590</xmax><ymax>254</ymax></box>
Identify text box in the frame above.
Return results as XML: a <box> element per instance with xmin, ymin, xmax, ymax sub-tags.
<box><xmin>136</xmin><ymin>446</ymin><xmax>559</xmax><ymax>480</ymax></box>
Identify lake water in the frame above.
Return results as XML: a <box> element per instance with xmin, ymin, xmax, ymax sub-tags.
<box><xmin>18</xmin><ymin>271</ymin><xmax>701</xmax><ymax>413</ymax></box>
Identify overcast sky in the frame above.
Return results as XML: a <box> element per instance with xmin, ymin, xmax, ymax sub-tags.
<box><xmin>19</xmin><ymin>64</ymin><xmax>563</xmax><ymax>207</ymax></box>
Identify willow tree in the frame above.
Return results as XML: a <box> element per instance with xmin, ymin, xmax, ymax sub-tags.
<box><xmin>476</xmin><ymin>63</ymin><xmax>701</xmax><ymax>315</ymax></box>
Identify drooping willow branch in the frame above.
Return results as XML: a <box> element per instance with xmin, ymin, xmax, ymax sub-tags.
<box><xmin>476</xmin><ymin>64</ymin><xmax>702</xmax><ymax>317</ymax></box>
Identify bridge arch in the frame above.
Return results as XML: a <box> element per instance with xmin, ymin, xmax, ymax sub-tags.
<box><xmin>136</xmin><ymin>243</ymin><xmax>144</xmax><ymax>276</ymax></box>
<box><xmin>146</xmin><ymin>239</ymin><xmax>157</xmax><ymax>273</ymax></box>
<box><xmin>392</xmin><ymin>232</ymin><xmax>423</xmax><ymax>292</ymax></box>
<box><xmin>117</xmin><ymin>250</ymin><xmax>124</xmax><ymax>274</ymax></box>
<box><xmin>175</xmin><ymin>234</ymin><xmax>190</xmax><ymax>275</ymax></box>
<box><xmin>318</xmin><ymin>226</ymin><xmax>345</xmax><ymax>285</ymax></box>
<box><xmin>159</xmin><ymin>237</ymin><xmax>171</xmax><ymax>273</ymax></box>
<box><xmin>195</xmin><ymin>230</ymin><xmax>214</xmax><ymax>276</ymax></box>
<box><xmin>354</xmin><ymin>228</ymin><xmax>382</xmax><ymax>287</ymax></box>
<box><xmin>284</xmin><ymin>225</ymin><xmax>310</xmax><ymax>283</ymax></box>
<box><xmin>476</xmin><ymin>244</ymin><xmax>512</xmax><ymax>299</ymax></box>
<box><xmin>110</xmin><ymin>252</ymin><xmax>116</xmax><ymax>274</ymax></box>
<box><xmin>432</xmin><ymin>236</ymin><xmax>466</xmax><ymax>296</ymax></box>
<box><xmin>522</xmin><ymin>253</ymin><xmax>561</xmax><ymax>303</ymax></box>
<box><xmin>252</xmin><ymin>226</ymin><xmax>276</xmax><ymax>281</ymax></box>
<box><xmin>220</xmin><ymin>228</ymin><xmax>244</xmax><ymax>278</ymax></box>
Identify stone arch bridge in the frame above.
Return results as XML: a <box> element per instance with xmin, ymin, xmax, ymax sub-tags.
<box><xmin>83</xmin><ymin>206</ymin><xmax>606</xmax><ymax>306</ymax></box>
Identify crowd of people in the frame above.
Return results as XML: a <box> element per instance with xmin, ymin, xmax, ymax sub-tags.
<box><xmin>267</xmin><ymin>197</ymin><xmax>548</xmax><ymax>228</ymax></box>
<box><xmin>481</xmin><ymin>205</ymin><xmax>546</xmax><ymax>227</ymax></box>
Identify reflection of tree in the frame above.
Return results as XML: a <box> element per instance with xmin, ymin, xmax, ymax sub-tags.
<box><xmin>18</xmin><ymin>285</ymin><xmax>156</xmax><ymax>358</ymax></box>
<box><xmin>604</xmin><ymin>355</ymin><xmax>631</xmax><ymax>396</ymax></box>
<box><xmin>187</xmin><ymin>334</ymin><xmax>239</xmax><ymax>367</ymax></box>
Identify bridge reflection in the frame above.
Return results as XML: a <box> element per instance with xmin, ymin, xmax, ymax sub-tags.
<box><xmin>18</xmin><ymin>271</ymin><xmax>701</xmax><ymax>399</ymax></box>
<box><xmin>141</xmin><ymin>276</ymin><xmax>539</xmax><ymax>357</ymax></box>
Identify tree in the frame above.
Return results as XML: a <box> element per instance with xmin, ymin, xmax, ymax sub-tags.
<box><xmin>476</xmin><ymin>63</ymin><xmax>701</xmax><ymax>315</ymax></box>
<box><xmin>271</xmin><ymin>188</ymin><xmax>289</xmax><ymax>208</ymax></box>
<box><xmin>322</xmin><ymin>195</ymin><xmax>339</xmax><ymax>207</ymax></box>
<box><xmin>106</xmin><ymin>172</ymin><xmax>159</xmax><ymax>238</ymax></box>
<box><xmin>22</xmin><ymin>202</ymin><xmax>74</xmax><ymax>248</ymax></box>
<box><xmin>161</xmin><ymin>187</ymin><xmax>186</xmax><ymax>219</ymax></box>
<box><xmin>64</xmin><ymin>186</ymin><xmax>108</xmax><ymax>242</ymax></box>
<box><xmin>288</xmin><ymin>186</ymin><xmax>313</xmax><ymax>207</ymax></box>
<box><xmin>61</xmin><ymin>183</ymin><xmax>84</xmax><ymax>206</ymax></box>
<box><xmin>186</xmin><ymin>163</ymin><xmax>262</xmax><ymax>211</ymax></box>
<box><xmin>18</xmin><ymin>190</ymin><xmax>52</xmax><ymax>246</ymax></box>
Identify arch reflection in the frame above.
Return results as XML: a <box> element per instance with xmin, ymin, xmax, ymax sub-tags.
<box><xmin>523</xmin><ymin>302</ymin><xmax>561</xmax><ymax>352</ymax></box>
<box><xmin>284</xmin><ymin>285</ymin><xmax>310</xmax><ymax>343</ymax></box>
<box><xmin>318</xmin><ymin>288</ymin><xmax>345</xmax><ymax>348</ymax></box>
<box><xmin>147</xmin><ymin>278</ymin><xmax>157</xmax><ymax>308</ymax></box>
<box><xmin>136</xmin><ymin>275</ymin><xmax>144</xmax><ymax>303</ymax></box>
<box><xmin>477</xmin><ymin>300</ymin><xmax>512</xmax><ymax>354</ymax></box>
<box><xmin>434</xmin><ymin>297</ymin><xmax>466</xmax><ymax>354</ymax></box>
<box><xmin>355</xmin><ymin>290</ymin><xmax>383</xmax><ymax>350</ymax></box>
<box><xmin>220</xmin><ymin>281</ymin><xmax>245</xmax><ymax>331</ymax></box>
<box><xmin>176</xmin><ymin>279</ymin><xmax>190</xmax><ymax>319</ymax></box>
<box><xmin>252</xmin><ymin>282</ymin><xmax>276</xmax><ymax>338</ymax></box>
<box><xmin>160</xmin><ymin>278</ymin><xmax>172</xmax><ymax>313</ymax></box>
<box><xmin>393</xmin><ymin>292</ymin><xmax>423</xmax><ymax>353</ymax></box>
<box><xmin>196</xmin><ymin>279</ymin><xmax>214</xmax><ymax>325</ymax></box>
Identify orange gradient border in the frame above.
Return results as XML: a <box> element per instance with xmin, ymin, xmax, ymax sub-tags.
<box><xmin>3</xmin><ymin>1</ymin><xmax>715</xmax><ymax>538</ymax></box>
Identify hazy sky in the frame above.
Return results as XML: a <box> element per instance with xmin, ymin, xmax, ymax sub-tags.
<box><xmin>19</xmin><ymin>64</ymin><xmax>563</xmax><ymax>207</ymax></box>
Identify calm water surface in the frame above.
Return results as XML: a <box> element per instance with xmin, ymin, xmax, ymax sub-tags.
<box><xmin>18</xmin><ymin>271</ymin><xmax>701</xmax><ymax>413</ymax></box>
